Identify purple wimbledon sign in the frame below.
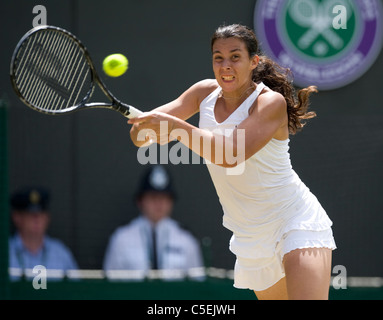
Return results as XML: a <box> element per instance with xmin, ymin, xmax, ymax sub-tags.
<box><xmin>254</xmin><ymin>0</ymin><xmax>383</xmax><ymax>90</ymax></box>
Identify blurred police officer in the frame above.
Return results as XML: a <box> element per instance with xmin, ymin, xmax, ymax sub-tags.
<box><xmin>9</xmin><ymin>186</ymin><xmax>78</xmax><ymax>280</ymax></box>
<box><xmin>103</xmin><ymin>165</ymin><xmax>204</xmax><ymax>278</ymax></box>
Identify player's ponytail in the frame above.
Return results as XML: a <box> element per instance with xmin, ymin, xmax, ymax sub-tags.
<box><xmin>253</xmin><ymin>56</ymin><xmax>317</xmax><ymax>134</ymax></box>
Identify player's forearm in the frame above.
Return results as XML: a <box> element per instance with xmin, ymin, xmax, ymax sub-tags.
<box><xmin>128</xmin><ymin>113</ymin><xmax>246</xmax><ymax>168</ymax></box>
<box><xmin>153</xmin><ymin>102</ymin><xmax>198</xmax><ymax>122</ymax></box>
<box><xmin>170</xmin><ymin>118</ymin><xmax>245</xmax><ymax>168</ymax></box>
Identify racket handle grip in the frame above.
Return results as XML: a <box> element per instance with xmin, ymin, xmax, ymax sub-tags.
<box><xmin>127</xmin><ymin>106</ymin><xmax>144</xmax><ymax>119</ymax></box>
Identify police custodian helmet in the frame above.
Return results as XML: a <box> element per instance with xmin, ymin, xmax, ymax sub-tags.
<box><xmin>135</xmin><ymin>165</ymin><xmax>176</xmax><ymax>200</ymax></box>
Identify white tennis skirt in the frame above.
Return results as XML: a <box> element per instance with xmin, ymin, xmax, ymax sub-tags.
<box><xmin>233</xmin><ymin>228</ymin><xmax>336</xmax><ymax>291</ymax></box>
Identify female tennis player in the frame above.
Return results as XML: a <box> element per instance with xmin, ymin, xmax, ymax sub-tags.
<box><xmin>128</xmin><ymin>24</ymin><xmax>336</xmax><ymax>300</ymax></box>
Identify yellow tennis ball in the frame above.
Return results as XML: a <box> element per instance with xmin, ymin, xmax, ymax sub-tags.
<box><xmin>102</xmin><ymin>54</ymin><xmax>129</xmax><ymax>77</ymax></box>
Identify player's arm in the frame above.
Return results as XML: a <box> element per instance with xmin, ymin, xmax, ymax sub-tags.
<box><xmin>128</xmin><ymin>90</ymin><xmax>287</xmax><ymax>167</ymax></box>
<box><xmin>235</xmin><ymin>90</ymin><xmax>288</xmax><ymax>160</ymax></box>
<box><xmin>154</xmin><ymin>79</ymin><xmax>218</xmax><ymax>120</ymax></box>
<box><xmin>129</xmin><ymin>79</ymin><xmax>217</xmax><ymax>147</ymax></box>
<box><xmin>167</xmin><ymin>91</ymin><xmax>287</xmax><ymax>166</ymax></box>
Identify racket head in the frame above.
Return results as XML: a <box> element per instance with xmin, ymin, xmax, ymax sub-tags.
<box><xmin>10</xmin><ymin>25</ymin><xmax>95</xmax><ymax>115</ymax></box>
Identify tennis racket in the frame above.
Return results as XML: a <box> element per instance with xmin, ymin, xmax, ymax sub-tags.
<box><xmin>10</xmin><ymin>25</ymin><xmax>143</xmax><ymax>119</ymax></box>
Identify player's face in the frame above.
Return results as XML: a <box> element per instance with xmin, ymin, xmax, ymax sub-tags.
<box><xmin>212</xmin><ymin>37</ymin><xmax>259</xmax><ymax>97</ymax></box>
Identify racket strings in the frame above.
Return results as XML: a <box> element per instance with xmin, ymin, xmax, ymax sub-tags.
<box><xmin>13</xmin><ymin>29</ymin><xmax>92</xmax><ymax>112</ymax></box>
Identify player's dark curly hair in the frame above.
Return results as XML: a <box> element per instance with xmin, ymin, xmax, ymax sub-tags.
<box><xmin>211</xmin><ymin>24</ymin><xmax>317</xmax><ymax>134</ymax></box>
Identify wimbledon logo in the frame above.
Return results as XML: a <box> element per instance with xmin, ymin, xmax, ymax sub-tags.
<box><xmin>254</xmin><ymin>0</ymin><xmax>383</xmax><ymax>90</ymax></box>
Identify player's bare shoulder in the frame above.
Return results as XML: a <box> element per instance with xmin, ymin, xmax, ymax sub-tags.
<box><xmin>191</xmin><ymin>79</ymin><xmax>219</xmax><ymax>106</ymax></box>
<box><xmin>248</xmin><ymin>85</ymin><xmax>287</xmax><ymax>123</ymax></box>
<box><xmin>257</xmin><ymin>86</ymin><xmax>287</xmax><ymax>113</ymax></box>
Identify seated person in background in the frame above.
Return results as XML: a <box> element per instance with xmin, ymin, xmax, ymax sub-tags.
<box><xmin>103</xmin><ymin>165</ymin><xmax>204</xmax><ymax>279</ymax></box>
<box><xmin>9</xmin><ymin>186</ymin><xmax>79</xmax><ymax>280</ymax></box>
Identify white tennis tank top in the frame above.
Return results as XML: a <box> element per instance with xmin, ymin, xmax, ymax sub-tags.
<box><xmin>199</xmin><ymin>82</ymin><xmax>333</xmax><ymax>259</ymax></box>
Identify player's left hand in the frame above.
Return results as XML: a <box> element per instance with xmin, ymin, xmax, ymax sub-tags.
<box><xmin>128</xmin><ymin>111</ymin><xmax>175</xmax><ymax>146</ymax></box>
